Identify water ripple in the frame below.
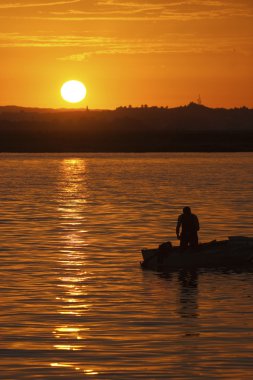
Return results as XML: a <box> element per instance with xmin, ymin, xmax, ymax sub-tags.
<box><xmin>0</xmin><ymin>153</ymin><xmax>253</xmax><ymax>379</ymax></box>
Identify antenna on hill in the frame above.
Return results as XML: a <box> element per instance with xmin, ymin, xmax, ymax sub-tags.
<box><xmin>197</xmin><ymin>94</ymin><xmax>202</xmax><ymax>105</ymax></box>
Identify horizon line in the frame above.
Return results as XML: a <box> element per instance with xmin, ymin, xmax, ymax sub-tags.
<box><xmin>0</xmin><ymin>102</ymin><xmax>252</xmax><ymax>112</ymax></box>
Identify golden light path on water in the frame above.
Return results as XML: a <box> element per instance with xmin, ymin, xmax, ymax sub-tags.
<box><xmin>52</xmin><ymin>159</ymin><xmax>98</xmax><ymax>376</ymax></box>
<box><xmin>0</xmin><ymin>153</ymin><xmax>253</xmax><ymax>379</ymax></box>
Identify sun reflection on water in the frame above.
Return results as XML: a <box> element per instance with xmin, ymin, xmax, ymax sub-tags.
<box><xmin>50</xmin><ymin>363</ymin><xmax>98</xmax><ymax>376</ymax></box>
<box><xmin>50</xmin><ymin>158</ymin><xmax>99</xmax><ymax>377</ymax></box>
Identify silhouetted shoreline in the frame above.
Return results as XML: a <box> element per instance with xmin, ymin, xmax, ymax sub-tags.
<box><xmin>1</xmin><ymin>103</ymin><xmax>253</xmax><ymax>152</ymax></box>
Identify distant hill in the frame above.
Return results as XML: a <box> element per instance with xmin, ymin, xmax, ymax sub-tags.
<box><xmin>0</xmin><ymin>103</ymin><xmax>252</xmax><ymax>152</ymax></box>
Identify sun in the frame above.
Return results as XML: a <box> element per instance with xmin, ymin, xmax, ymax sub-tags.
<box><xmin>61</xmin><ymin>80</ymin><xmax>87</xmax><ymax>103</ymax></box>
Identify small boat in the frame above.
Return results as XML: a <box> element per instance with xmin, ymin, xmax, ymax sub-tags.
<box><xmin>141</xmin><ymin>236</ymin><xmax>253</xmax><ymax>271</ymax></box>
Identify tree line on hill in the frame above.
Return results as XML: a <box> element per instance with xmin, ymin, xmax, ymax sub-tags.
<box><xmin>0</xmin><ymin>103</ymin><xmax>252</xmax><ymax>152</ymax></box>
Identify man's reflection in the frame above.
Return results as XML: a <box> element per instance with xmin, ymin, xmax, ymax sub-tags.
<box><xmin>178</xmin><ymin>270</ymin><xmax>199</xmax><ymax>319</ymax></box>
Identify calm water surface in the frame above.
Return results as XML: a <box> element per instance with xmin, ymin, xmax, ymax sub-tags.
<box><xmin>0</xmin><ymin>153</ymin><xmax>253</xmax><ymax>379</ymax></box>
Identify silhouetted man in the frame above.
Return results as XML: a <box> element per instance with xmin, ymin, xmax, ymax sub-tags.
<box><xmin>176</xmin><ymin>207</ymin><xmax>200</xmax><ymax>250</ymax></box>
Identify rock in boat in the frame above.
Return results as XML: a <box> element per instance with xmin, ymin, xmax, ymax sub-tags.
<box><xmin>141</xmin><ymin>236</ymin><xmax>253</xmax><ymax>271</ymax></box>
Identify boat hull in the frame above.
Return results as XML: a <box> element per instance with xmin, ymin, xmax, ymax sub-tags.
<box><xmin>141</xmin><ymin>237</ymin><xmax>253</xmax><ymax>271</ymax></box>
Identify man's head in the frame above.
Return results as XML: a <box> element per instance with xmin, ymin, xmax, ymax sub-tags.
<box><xmin>183</xmin><ymin>206</ymin><xmax>191</xmax><ymax>215</ymax></box>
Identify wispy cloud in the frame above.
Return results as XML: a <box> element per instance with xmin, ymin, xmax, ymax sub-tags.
<box><xmin>95</xmin><ymin>0</ymin><xmax>253</xmax><ymax>19</ymax></box>
<box><xmin>58</xmin><ymin>37</ymin><xmax>253</xmax><ymax>61</ymax></box>
<box><xmin>0</xmin><ymin>32</ymin><xmax>251</xmax><ymax>55</ymax></box>
<box><xmin>0</xmin><ymin>32</ymin><xmax>110</xmax><ymax>47</ymax></box>
<box><xmin>0</xmin><ymin>0</ymin><xmax>79</xmax><ymax>9</ymax></box>
<box><xmin>0</xmin><ymin>0</ymin><xmax>252</xmax><ymax>20</ymax></box>
<box><xmin>22</xmin><ymin>0</ymin><xmax>252</xmax><ymax>21</ymax></box>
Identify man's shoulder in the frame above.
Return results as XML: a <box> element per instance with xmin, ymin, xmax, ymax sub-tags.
<box><xmin>192</xmin><ymin>214</ymin><xmax>199</xmax><ymax>223</ymax></box>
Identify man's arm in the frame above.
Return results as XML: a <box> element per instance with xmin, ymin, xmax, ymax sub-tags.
<box><xmin>176</xmin><ymin>215</ymin><xmax>182</xmax><ymax>238</ymax></box>
<box><xmin>195</xmin><ymin>215</ymin><xmax>200</xmax><ymax>231</ymax></box>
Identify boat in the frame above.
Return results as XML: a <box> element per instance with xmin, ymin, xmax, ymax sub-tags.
<box><xmin>141</xmin><ymin>236</ymin><xmax>253</xmax><ymax>271</ymax></box>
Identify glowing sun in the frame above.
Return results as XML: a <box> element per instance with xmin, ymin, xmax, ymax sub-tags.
<box><xmin>61</xmin><ymin>80</ymin><xmax>87</xmax><ymax>103</ymax></box>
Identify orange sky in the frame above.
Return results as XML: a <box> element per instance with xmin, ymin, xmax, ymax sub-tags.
<box><xmin>1</xmin><ymin>0</ymin><xmax>253</xmax><ymax>109</ymax></box>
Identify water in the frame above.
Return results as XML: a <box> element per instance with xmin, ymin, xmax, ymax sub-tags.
<box><xmin>0</xmin><ymin>153</ymin><xmax>253</xmax><ymax>379</ymax></box>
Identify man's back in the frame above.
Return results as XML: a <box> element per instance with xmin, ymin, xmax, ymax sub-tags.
<box><xmin>178</xmin><ymin>213</ymin><xmax>199</xmax><ymax>234</ymax></box>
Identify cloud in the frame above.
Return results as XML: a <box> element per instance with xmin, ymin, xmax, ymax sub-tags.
<box><xmin>17</xmin><ymin>0</ymin><xmax>252</xmax><ymax>21</ymax></box>
<box><xmin>0</xmin><ymin>31</ymin><xmax>252</xmax><ymax>53</ymax></box>
<box><xmin>0</xmin><ymin>32</ymin><xmax>113</xmax><ymax>47</ymax></box>
<box><xmin>0</xmin><ymin>0</ymin><xmax>79</xmax><ymax>9</ymax></box>
<box><xmin>0</xmin><ymin>0</ymin><xmax>252</xmax><ymax>21</ymax></box>
<box><xmin>97</xmin><ymin>0</ymin><xmax>253</xmax><ymax>18</ymax></box>
<box><xmin>57</xmin><ymin>35</ymin><xmax>253</xmax><ymax>60</ymax></box>
<box><xmin>0</xmin><ymin>31</ymin><xmax>252</xmax><ymax>59</ymax></box>
<box><xmin>0</xmin><ymin>0</ymin><xmax>252</xmax><ymax>20</ymax></box>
